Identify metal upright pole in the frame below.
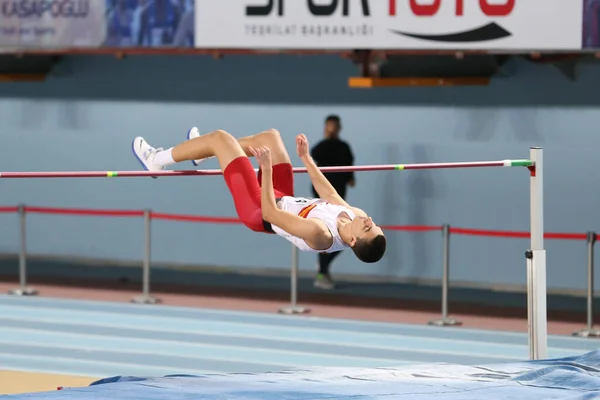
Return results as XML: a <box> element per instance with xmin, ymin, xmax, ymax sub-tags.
<box><xmin>527</xmin><ymin>147</ymin><xmax>547</xmax><ymax>360</ymax></box>
<box><xmin>132</xmin><ymin>209</ymin><xmax>160</xmax><ymax>304</ymax></box>
<box><xmin>290</xmin><ymin>244</ymin><xmax>298</xmax><ymax>308</ymax></box>
<box><xmin>429</xmin><ymin>224</ymin><xmax>461</xmax><ymax>326</ymax></box>
<box><xmin>9</xmin><ymin>204</ymin><xmax>37</xmax><ymax>296</ymax></box>
<box><xmin>572</xmin><ymin>232</ymin><xmax>600</xmax><ymax>338</ymax></box>
<box><xmin>278</xmin><ymin>244</ymin><xmax>309</xmax><ymax>315</ymax></box>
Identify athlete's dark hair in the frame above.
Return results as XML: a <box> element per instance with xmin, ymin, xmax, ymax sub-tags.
<box><xmin>352</xmin><ymin>234</ymin><xmax>386</xmax><ymax>263</ymax></box>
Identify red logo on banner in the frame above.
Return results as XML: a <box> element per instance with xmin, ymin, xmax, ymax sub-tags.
<box><xmin>388</xmin><ymin>0</ymin><xmax>516</xmax><ymax>42</ymax></box>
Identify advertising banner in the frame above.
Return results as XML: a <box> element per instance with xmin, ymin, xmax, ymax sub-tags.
<box><xmin>583</xmin><ymin>0</ymin><xmax>600</xmax><ymax>48</ymax></box>
<box><xmin>103</xmin><ymin>0</ymin><xmax>194</xmax><ymax>48</ymax></box>
<box><xmin>0</xmin><ymin>0</ymin><xmax>106</xmax><ymax>49</ymax></box>
<box><xmin>0</xmin><ymin>0</ymin><xmax>194</xmax><ymax>50</ymax></box>
<box><xmin>195</xmin><ymin>0</ymin><xmax>583</xmax><ymax>51</ymax></box>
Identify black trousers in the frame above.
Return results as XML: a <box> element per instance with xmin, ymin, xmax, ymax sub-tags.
<box><xmin>312</xmin><ymin>185</ymin><xmax>347</xmax><ymax>275</ymax></box>
<box><xmin>318</xmin><ymin>251</ymin><xmax>342</xmax><ymax>274</ymax></box>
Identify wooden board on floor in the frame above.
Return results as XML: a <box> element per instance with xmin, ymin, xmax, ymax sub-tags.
<box><xmin>0</xmin><ymin>370</ymin><xmax>96</xmax><ymax>395</ymax></box>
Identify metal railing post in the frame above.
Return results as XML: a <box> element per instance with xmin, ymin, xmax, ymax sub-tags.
<box><xmin>429</xmin><ymin>224</ymin><xmax>461</xmax><ymax>326</ymax></box>
<box><xmin>573</xmin><ymin>231</ymin><xmax>600</xmax><ymax>337</ymax></box>
<box><xmin>132</xmin><ymin>209</ymin><xmax>160</xmax><ymax>304</ymax></box>
<box><xmin>9</xmin><ymin>204</ymin><xmax>37</xmax><ymax>296</ymax></box>
<box><xmin>278</xmin><ymin>244</ymin><xmax>309</xmax><ymax>315</ymax></box>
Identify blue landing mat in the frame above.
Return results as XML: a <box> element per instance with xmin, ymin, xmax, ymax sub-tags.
<box><xmin>6</xmin><ymin>351</ymin><xmax>600</xmax><ymax>400</ymax></box>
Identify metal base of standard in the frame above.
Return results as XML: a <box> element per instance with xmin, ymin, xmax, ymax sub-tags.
<box><xmin>278</xmin><ymin>305</ymin><xmax>310</xmax><ymax>315</ymax></box>
<box><xmin>8</xmin><ymin>287</ymin><xmax>38</xmax><ymax>296</ymax></box>
<box><xmin>131</xmin><ymin>295</ymin><xmax>161</xmax><ymax>304</ymax></box>
<box><xmin>572</xmin><ymin>328</ymin><xmax>600</xmax><ymax>338</ymax></box>
<box><xmin>428</xmin><ymin>317</ymin><xmax>463</xmax><ymax>327</ymax></box>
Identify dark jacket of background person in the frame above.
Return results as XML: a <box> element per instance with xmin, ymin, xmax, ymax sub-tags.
<box><xmin>310</xmin><ymin>116</ymin><xmax>355</xmax><ymax>200</ymax></box>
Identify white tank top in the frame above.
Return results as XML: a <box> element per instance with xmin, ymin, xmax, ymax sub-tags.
<box><xmin>271</xmin><ymin>196</ymin><xmax>356</xmax><ymax>253</ymax></box>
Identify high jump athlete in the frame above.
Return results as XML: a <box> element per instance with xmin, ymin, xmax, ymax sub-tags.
<box><xmin>132</xmin><ymin>128</ymin><xmax>386</xmax><ymax>263</ymax></box>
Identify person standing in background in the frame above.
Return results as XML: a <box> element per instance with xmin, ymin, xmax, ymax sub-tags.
<box><xmin>310</xmin><ymin>115</ymin><xmax>356</xmax><ymax>290</ymax></box>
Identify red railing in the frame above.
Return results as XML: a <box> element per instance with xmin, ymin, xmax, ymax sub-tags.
<box><xmin>0</xmin><ymin>205</ymin><xmax>589</xmax><ymax>240</ymax></box>
<box><xmin>24</xmin><ymin>206</ymin><xmax>144</xmax><ymax>218</ymax></box>
<box><xmin>448</xmin><ymin>227</ymin><xmax>587</xmax><ymax>240</ymax></box>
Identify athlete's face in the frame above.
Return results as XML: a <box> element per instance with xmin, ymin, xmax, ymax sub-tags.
<box><xmin>350</xmin><ymin>215</ymin><xmax>383</xmax><ymax>243</ymax></box>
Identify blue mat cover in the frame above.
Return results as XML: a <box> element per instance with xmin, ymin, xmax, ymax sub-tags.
<box><xmin>5</xmin><ymin>351</ymin><xmax>600</xmax><ymax>399</ymax></box>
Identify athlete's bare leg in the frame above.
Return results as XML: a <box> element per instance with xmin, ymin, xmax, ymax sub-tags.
<box><xmin>170</xmin><ymin>129</ymin><xmax>248</xmax><ymax>171</ymax></box>
<box><xmin>237</xmin><ymin>129</ymin><xmax>291</xmax><ymax>166</ymax></box>
<box><xmin>132</xmin><ymin>129</ymin><xmax>290</xmax><ymax>234</ymax></box>
<box><xmin>133</xmin><ymin>129</ymin><xmax>291</xmax><ymax>172</ymax></box>
<box><xmin>133</xmin><ymin>129</ymin><xmax>246</xmax><ymax>172</ymax></box>
<box><xmin>187</xmin><ymin>128</ymin><xmax>291</xmax><ymax>166</ymax></box>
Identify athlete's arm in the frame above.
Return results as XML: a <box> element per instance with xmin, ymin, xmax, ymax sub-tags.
<box><xmin>259</xmin><ymin>165</ymin><xmax>279</xmax><ymax>216</ymax></box>
<box><xmin>299</xmin><ymin>139</ymin><xmax>367</xmax><ymax>216</ymax></box>
<box><xmin>261</xmin><ymin>167</ymin><xmax>328</xmax><ymax>244</ymax></box>
<box><xmin>298</xmin><ymin>134</ymin><xmax>342</xmax><ymax>202</ymax></box>
<box><xmin>265</xmin><ymin>208</ymin><xmax>330</xmax><ymax>247</ymax></box>
<box><xmin>299</xmin><ymin>153</ymin><xmax>369</xmax><ymax>219</ymax></box>
<box><xmin>301</xmin><ymin>153</ymin><xmax>339</xmax><ymax>198</ymax></box>
<box><xmin>301</xmin><ymin>153</ymin><xmax>363</xmax><ymax>213</ymax></box>
<box><xmin>250</xmin><ymin>145</ymin><xmax>280</xmax><ymax>217</ymax></box>
<box><xmin>255</xmin><ymin>146</ymin><xmax>329</xmax><ymax>246</ymax></box>
<box><xmin>298</xmin><ymin>153</ymin><xmax>367</xmax><ymax>219</ymax></box>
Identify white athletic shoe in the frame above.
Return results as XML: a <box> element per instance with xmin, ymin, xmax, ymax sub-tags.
<box><xmin>186</xmin><ymin>126</ymin><xmax>203</xmax><ymax>166</ymax></box>
<box><xmin>132</xmin><ymin>136</ymin><xmax>165</xmax><ymax>173</ymax></box>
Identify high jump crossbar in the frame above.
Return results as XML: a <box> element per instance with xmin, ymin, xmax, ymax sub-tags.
<box><xmin>0</xmin><ymin>159</ymin><xmax>533</xmax><ymax>178</ymax></box>
<box><xmin>0</xmin><ymin>148</ymin><xmax>547</xmax><ymax>361</ymax></box>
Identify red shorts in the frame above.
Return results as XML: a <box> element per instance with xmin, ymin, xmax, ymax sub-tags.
<box><xmin>223</xmin><ymin>156</ymin><xmax>294</xmax><ymax>232</ymax></box>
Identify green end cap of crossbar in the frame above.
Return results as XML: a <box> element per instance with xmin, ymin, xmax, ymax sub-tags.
<box><xmin>107</xmin><ymin>171</ymin><xmax>118</xmax><ymax>177</ymax></box>
<box><xmin>508</xmin><ymin>160</ymin><xmax>534</xmax><ymax>167</ymax></box>
<box><xmin>395</xmin><ymin>165</ymin><xmax>405</xmax><ymax>170</ymax></box>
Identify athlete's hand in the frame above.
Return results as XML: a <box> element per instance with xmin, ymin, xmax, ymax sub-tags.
<box><xmin>249</xmin><ymin>146</ymin><xmax>272</xmax><ymax>170</ymax></box>
<box><xmin>296</xmin><ymin>134</ymin><xmax>309</xmax><ymax>159</ymax></box>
